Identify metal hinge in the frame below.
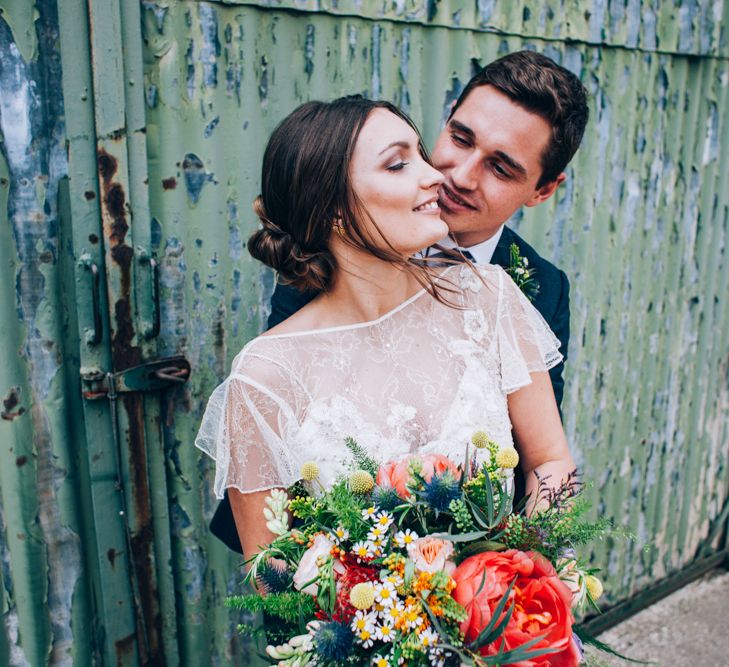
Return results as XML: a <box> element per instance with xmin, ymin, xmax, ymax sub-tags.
<box><xmin>81</xmin><ymin>356</ymin><xmax>191</xmax><ymax>400</ymax></box>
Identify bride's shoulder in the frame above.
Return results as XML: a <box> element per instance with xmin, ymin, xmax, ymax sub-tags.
<box><xmin>228</xmin><ymin>333</ymin><xmax>299</xmax><ymax>383</ymax></box>
<box><xmin>449</xmin><ymin>263</ymin><xmax>507</xmax><ymax>296</ymax></box>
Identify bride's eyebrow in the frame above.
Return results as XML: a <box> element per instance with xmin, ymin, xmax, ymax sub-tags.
<box><xmin>378</xmin><ymin>140</ymin><xmax>410</xmax><ymax>155</ymax></box>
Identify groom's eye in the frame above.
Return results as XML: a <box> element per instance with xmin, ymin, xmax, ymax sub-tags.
<box><xmin>492</xmin><ymin>162</ymin><xmax>509</xmax><ymax>177</ymax></box>
<box><xmin>451</xmin><ymin>133</ymin><xmax>470</xmax><ymax>147</ymax></box>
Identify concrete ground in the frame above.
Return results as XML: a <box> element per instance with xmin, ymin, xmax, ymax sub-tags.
<box><xmin>583</xmin><ymin>569</ymin><xmax>729</xmax><ymax>667</ymax></box>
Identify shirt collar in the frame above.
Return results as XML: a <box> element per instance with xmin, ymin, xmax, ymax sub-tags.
<box><xmin>434</xmin><ymin>225</ymin><xmax>505</xmax><ymax>264</ymax></box>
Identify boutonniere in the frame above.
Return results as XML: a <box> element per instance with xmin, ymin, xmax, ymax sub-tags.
<box><xmin>506</xmin><ymin>243</ymin><xmax>539</xmax><ymax>301</ymax></box>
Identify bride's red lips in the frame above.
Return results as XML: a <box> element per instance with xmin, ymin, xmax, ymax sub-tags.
<box><xmin>438</xmin><ymin>183</ymin><xmax>477</xmax><ymax>212</ymax></box>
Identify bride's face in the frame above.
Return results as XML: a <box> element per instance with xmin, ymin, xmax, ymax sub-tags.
<box><xmin>348</xmin><ymin>109</ymin><xmax>448</xmax><ymax>255</ymax></box>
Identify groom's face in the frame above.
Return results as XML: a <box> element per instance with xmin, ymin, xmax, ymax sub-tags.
<box><xmin>432</xmin><ymin>85</ymin><xmax>564</xmax><ymax>247</ymax></box>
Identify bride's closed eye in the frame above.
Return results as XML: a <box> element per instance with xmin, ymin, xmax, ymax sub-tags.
<box><xmin>386</xmin><ymin>161</ymin><xmax>409</xmax><ymax>172</ymax></box>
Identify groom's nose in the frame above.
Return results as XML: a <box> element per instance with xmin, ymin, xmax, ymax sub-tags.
<box><xmin>450</xmin><ymin>153</ymin><xmax>481</xmax><ymax>191</ymax></box>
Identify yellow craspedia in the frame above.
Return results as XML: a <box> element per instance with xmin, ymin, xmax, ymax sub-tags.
<box><xmin>348</xmin><ymin>469</ymin><xmax>375</xmax><ymax>493</ymax></box>
<box><xmin>300</xmin><ymin>461</ymin><xmax>320</xmax><ymax>481</ymax></box>
<box><xmin>471</xmin><ymin>431</ymin><xmax>490</xmax><ymax>449</ymax></box>
<box><xmin>349</xmin><ymin>582</ymin><xmax>376</xmax><ymax>610</ymax></box>
<box><xmin>495</xmin><ymin>447</ymin><xmax>520</xmax><ymax>469</ymax></box>
<box><xmin>585</xmin><ymin>575</ymin><xmax>603</xmax><ymax>600</ymax></box>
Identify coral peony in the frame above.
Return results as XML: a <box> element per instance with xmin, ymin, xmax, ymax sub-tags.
<box><xmin>406</xmin><ymin>536</ymin><xmax>456</xmax><ymax>574</ymax></box>
<box><xmin>376</xmin><ymin>454</ymin><xmax>460</xmax><ymax>499</ymax></box>
<box><xmin>452</xmin><ymin>550</ymin><xmax>580</xmax><ymax>667</ymax></box>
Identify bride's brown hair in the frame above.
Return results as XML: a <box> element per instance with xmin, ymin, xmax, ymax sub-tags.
<box><xmin>248</xmin><ymin>96</ymin><xmax>459</xmax><ymax>299</ymax></box>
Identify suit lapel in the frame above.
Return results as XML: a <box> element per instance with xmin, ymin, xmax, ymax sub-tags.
<box><xmin>490</xmin><ymin>226</ymin><xmax>514</xmax><ymax>269</ymax></box>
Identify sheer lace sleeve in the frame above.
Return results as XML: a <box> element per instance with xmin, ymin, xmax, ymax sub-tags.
<box><xmin>489</xmin><ymin>266</ymin><xmax>563</xmax><ymax>393</ymax></box>
<box><xmin>194</xmin><ymin>348</ymin><xmax>301</xmax><ymax>498</ymax></box>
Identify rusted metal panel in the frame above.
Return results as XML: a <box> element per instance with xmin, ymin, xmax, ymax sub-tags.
<box><xmin>85</xmin><ymin>0</ymin><xmax>181</xmax><ymax>663</ymax></box>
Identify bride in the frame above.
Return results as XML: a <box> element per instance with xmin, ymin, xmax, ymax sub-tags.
<box><xmin>195</xmin><ymin>96</ymin><xmax>575</xmax><ymax>559</ymax></box>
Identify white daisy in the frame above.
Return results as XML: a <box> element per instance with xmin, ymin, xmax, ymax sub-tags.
<box><xmin>383</xmin><ymin>572</ymin><xmax>404</xmax><ymax>589</ymax></box>
<box><xmin>419</xmin><ymin>627</ymin><xmax>439</xmax><ymax>649</ymax></box>
<box><xmin>351</xmin><ymin>610</ymin><xmax>377</xmax><ymax>635</ymax></box>
<box><xmin>375</xmin><ymin>620</ymin><xmax>396</xmax><ymax>643</ymax></box>
<box><xmin>394</xmin><ymin>529</ymin><xmax>418</xmax><ymax>548</ymax></box>
<box><xmin>356</xmin><ymin>627</ymin><xmax>375</xmax><ymax>648</ymax></box>
<box><xmin>351</xmin><ymin>541</ymin><xmax>371</xmax><ymax>560</ymax></box>
<box><xmin>381</xmin><ymin>600</ymin><xmax>405</xmax><ymax>625</ymax></box>
<box><xmin>373</xmin><ymin>511</ymin><xmax>394</xmax><ymax>528</ymax></box>
<box><xmin>362</xmin><ymin>506</ymin><xmax>378</xmax><ymax>520</ymax></box>
<box><xmin>374</xmin><ymin>581</ymin><xmax>398</xmax><ymax>607</ymax></box>
<box><xmin>332</xmin><ymin>525</ymin><xmax>350</xmax><ymax>543</ymax></box>
<box><xmin>401</xmin><ymin>604</ymin><xmax>424</xmax><ymax>631</ymax></box>
<box><xmin>428</xmin><ymin>650</ymin><xmax>446</xmax><ymax>667</ymax></box>
<box><xmin>367</xmin><ymin>525</ymin><xmax>387</xmax><ymax>542</ymax></box>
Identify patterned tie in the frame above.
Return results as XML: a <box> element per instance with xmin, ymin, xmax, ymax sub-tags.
<box><xmin>426</xmin><ymin>248</ymin><xmax>476</xmax><ymax>264</ymax></box>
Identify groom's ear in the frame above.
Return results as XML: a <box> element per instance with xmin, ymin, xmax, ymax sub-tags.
<box><xmin>524</xmin><ymin>173</ymin><xmax>566</xmax><ymax>208</ymax></box>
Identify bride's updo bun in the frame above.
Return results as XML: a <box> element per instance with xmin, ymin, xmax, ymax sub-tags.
<box><xmin>248</xmin><ymin>196</ymin><xmax>335</xmax><ymax>292</ymax></box>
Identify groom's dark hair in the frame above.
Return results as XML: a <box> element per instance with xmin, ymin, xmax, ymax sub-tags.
<box><xmin>451</xmin><ymin>50</ymin><xmax>589</xmax><ymax>188</ymax></box>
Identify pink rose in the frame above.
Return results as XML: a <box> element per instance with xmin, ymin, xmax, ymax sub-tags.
<box><xmin>407</xmin><ymin>536</ymin><xmax>456</xmax><ymax>574</ymax></box>
<box><xmin>293</xmin><ymin>534</ymin><xmax>344</xmax><ymax>595</ymax></box>
<box><xmin>376</xmin><ymin>454</ymin><xmax>461</xmax><ymax>498</ymax></box>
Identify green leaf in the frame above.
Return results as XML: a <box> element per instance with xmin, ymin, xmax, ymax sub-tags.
<box><xmin>460</xmin><ymin>442</ymin><xmax>471</xmax><ymax>488</ymax></box>
<box><xmin>428</xmin><ymin>530</ymin><xmax>489</xmax><ymax>543</ymax></box>
<box><xmin>404</xmin><ymin>558</ymin><xmax>415</xmax><ymax>589</ymax></box>
<box><xmin>574</xmin><ymin>626</ymin><xmax>655</xmax><ymax>664</ymax></box>
<box><xmin>344</xmin><ymin>436</ymin><xmax>378</xmax><ymax>476</ymax></box>
<box><xmin>483</xmin><ymin>471</ymin><xmax>496</xmax><ymax>524</ymax></box>
<box><xmin>456</xmin><ymin>540</ymin><xmax>507</xmax><ymax>562</ymax></box>
<box><xmin>465</xmin><ymin>497</ymin><xmax>493</xmax><ymax>530</ymax></box>
<box><xmin>493</xmin><ymin>484</ymin><xmax>513</xmax><ymax>526</ymax></box>
<box><xmin>482</xmin><ymin>633</ymin><xmax>558</xmax><ymax>665</ymax></box>
<box><xmin>468</xmin><ymin>577</ymin><xmax>517</xmax><ymax>651</ymax></box>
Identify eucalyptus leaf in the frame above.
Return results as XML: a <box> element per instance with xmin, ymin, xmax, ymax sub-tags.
<box><xmin>428</xmin><ymin>530</ymin><xmax>488</xmax><ymax>542</ymax></box>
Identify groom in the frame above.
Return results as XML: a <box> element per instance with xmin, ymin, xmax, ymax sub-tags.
<box><xmin>211</xmin><ymin>50</ymin><xmax>589</xmax><ymax>552</ymax></box>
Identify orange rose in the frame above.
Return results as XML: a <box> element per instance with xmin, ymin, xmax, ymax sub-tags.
<box><xmin>376</xmin><ymin>454</ymin><xmax>460</xmax><ymax>498</ymax></box>
<box><xmin>452</xmin><ymin>550</ymin><xmax>580</xmax><ymax>667</ymax></box>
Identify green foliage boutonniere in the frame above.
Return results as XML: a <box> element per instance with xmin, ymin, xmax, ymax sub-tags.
<box><xmin>506</xmin><ymin>243</ymin><xmax>539</xmax><ymax>301</ymax></box>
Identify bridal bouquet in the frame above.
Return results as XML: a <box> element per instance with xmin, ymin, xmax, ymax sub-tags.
<box><xmin>228</xmin><ymin>435</ymin><xmax>611</xmax><ymax>666</ymax></box>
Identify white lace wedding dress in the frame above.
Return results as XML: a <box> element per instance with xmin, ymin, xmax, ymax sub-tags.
<box><xmin>195</xmin><ymin>265</ymin><xmax>562</xmax><ymax>497</ymax></box>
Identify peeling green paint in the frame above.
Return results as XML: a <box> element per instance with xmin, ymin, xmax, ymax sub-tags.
<box><xmin>206</xmin><ymin>0</ymin><xmax>729</xmax><ymax>56</ymax></box>
<box><xmin>0</xmin><ymin>0</ymin><xmax>39</xmax><ymax>62</ymax></box>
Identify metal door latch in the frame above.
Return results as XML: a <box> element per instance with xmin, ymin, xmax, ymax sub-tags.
<box><xmin>81</xmin><ymin>356</ymin><xmax>191</xmax><ymax>400</ymax></box>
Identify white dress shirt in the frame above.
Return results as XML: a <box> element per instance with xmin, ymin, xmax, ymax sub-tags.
<box><xmin>433</xmin><ymin>225</ymin><xmax>505</xmax><ymax>264</ymax></box>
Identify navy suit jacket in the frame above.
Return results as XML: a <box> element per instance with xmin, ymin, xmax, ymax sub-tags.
<box><xmin>210</xmin><ymin>227</ymin><xmax>570</xmax><ymax>553</ymax></box>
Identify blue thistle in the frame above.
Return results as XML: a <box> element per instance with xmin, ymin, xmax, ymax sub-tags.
<box><xmin>372</xmin><ymin>486</ymin><xmax>403</xmax><ymax>512</ymax></box>
<box><xmin>256</xmin><ymin>560</ymin><xmax>292</xmax><ymax>594</ymax></box>
<box><xmin>422</xmin><ymin>471</ymin><xmax>461</xmax><ymax>512</ymax></box>
<box><xmin>313</xmin><ymin>621</ymin><xmax>354</xmax><ymax>663</ymax></box>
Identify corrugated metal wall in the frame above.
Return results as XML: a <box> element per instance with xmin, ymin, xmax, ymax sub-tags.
<box><xmin>1</xmin><ymin>0</ymin><xmax>727</xmax><ymax>664</ymax></box>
